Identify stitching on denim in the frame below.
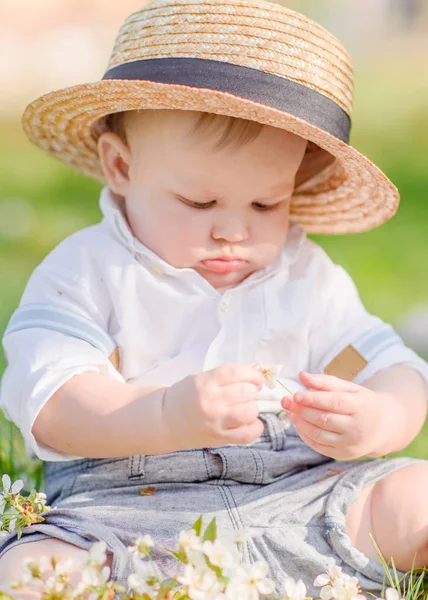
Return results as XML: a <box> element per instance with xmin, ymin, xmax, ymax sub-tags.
<box><xmin>203</xmin><ymin>449</ymin><xmax>213</xmax><ymax>479</ymax></box>
<box><xmin>138</xmin><ymin>455</ymin><xmax>145</xmax><ymax>478</ymax></box>
<box><xmin>220</xmin><ymin>486</ymin><xmax>253</xmax><ymax>565</ymax></box>
<box><xmin>221</xmin><ymin>451</ymin><xmax>229</xmax><ymax>480</ymax></box>
<box><xmin>273</xmin><ymin>416</ymin><xmax>287</xmax><ymax>451</ymax></box>
<box><xmin>129</xmin><ymin>455</ymin><xmax>145</xmax><ymax>480</ymax></box>
<box><xmin>247</xmin><ymin>448</ymin><xmax>263</xmax><ymax>484</ymax></box>
<box><xmin>263</xmin><ymin>414</ymin><xmax>278</xmax><ymax>450</ymax></box>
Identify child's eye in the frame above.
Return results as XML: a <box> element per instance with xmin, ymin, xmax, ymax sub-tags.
<box><xmin>178</xmin><ymin>196</ymin><xmax>216</xmax><ymax>210</ymax></box>
<box><xmin>252</xmin><ymin>202</ymin><xmax>279</xmax><ymax>211</ymax></box>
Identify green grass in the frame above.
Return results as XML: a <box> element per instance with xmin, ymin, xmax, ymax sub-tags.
<box><xmin>0</xmin><ymin>58</ymin><xmax>428</xmax><ymax>485</ymax></box>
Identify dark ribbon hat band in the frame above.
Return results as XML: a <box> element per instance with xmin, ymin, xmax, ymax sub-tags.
<box><xmin>103</xmin><ymin>57</ymin><xmax>351</xmax><ymax>143</ymax></box>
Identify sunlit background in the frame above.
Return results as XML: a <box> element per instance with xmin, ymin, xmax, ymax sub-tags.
<box><xmin>1</xmin><ymin>0</ymin><xmax>427</xmax><ymax>488</ymax></box>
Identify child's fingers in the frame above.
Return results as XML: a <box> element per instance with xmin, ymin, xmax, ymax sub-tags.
<box><xmin>298</xmin><ymin>371</ymin><xmax>360</xmax><ymax>393</ymax></box>
<box><xmin>213</xmin><ymin>364</ymin><xmax>264</xmax><ymax>388</ymax></box>
<box><xmin>282</xmin><ymin>390</ymin><xmax>354</xmax><ymax>415</ymax></box>
<box><xmin>283</xmin><ymin>403</ymin><xmax>350</xmax><ymax>433</ymax></box>
<box><xmin>289</xmin><ymin>413</ymin><xmax>340</xmax><ymax>447</ymax></box>
<box><xmin>223</xmin><ymin>401</ymin><xmax>260</xmax><ymax>429</ymax></box>
<box><xmin>224</xmin><ymin>419</ymin><xmax>265</xmax><ymax>445</ymax></box>
<box><xmin>224</xmin><ymin>383</ymin><xmax>263</xmax><ymax>405</ymax></box>
<box><xmin>289</xmin><ymin>417</ymin><xmax>337</xmax><ymax>457</ymax></box>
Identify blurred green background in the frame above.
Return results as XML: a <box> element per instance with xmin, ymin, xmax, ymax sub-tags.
<box><xmin>0</xmin><ymin>0</ymin><xmax>427</xmax><ymax>491</ymax></box>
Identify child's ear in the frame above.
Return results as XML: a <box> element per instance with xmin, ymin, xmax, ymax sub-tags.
<box><xmin>98</xmin><ymin>132</ymin><xmax>131</xmax><ymax>196</ymax></box>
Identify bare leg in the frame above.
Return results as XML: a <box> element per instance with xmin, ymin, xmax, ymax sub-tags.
<box><xmin>0</xmin><ymin>538</ymin><xmax>113</xmax><ymax>598</ymax></box>
<box><xmin>347</xmin><ymin>463</ymin><xmax>428</xmax><ymax>572</ymax></box>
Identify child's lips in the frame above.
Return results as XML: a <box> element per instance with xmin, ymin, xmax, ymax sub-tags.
<box><xmin>200</xmin><ymin>257</ymin><xmax>249</xmax><ymax>274</ymax></box>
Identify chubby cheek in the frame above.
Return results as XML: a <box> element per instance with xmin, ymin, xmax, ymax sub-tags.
<box><xmin>253</xmin><ymin>215</ymin><xmax>289</xmax><ymax>262</ymax></box>
<box><xmin>127</xmin><ymin>203</ymin><xmax>209</xmax><ymax>266</ymax></box>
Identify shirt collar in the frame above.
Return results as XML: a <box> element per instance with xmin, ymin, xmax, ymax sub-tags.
<box><xmin>100</xmin><ymin>186</ymin><xmax>306</xmax><ymax>291</ymax></box>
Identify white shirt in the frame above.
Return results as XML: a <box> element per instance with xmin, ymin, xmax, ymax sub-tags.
<box><xmin>1</xmin><ymin>187</ymin><xmax>427</xmax><ymax>462</ymax></box>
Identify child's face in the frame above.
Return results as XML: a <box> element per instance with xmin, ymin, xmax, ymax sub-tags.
<box><xmin>100</xmin><ymin>111</ymin><xmax>307</xmax><ymax>290</ymax></box>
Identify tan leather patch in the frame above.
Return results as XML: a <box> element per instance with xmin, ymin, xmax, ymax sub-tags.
<box><xmin>324</xmin><ymin>345</ymin><xmax>368</xmax><ymax>381</ymax></box>
<box><xmin>108</xmin><ymin>347</ymin><xmax>121</xmax><ymax>371</ymax></box>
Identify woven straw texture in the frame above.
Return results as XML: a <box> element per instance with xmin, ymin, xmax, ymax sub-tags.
<box><xmin>21</xmin><ymin>0</ymin><xmax>399</xmax><ymax>234</ymax></box>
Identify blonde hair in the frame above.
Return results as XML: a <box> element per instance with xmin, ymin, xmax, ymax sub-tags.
<box><xmin>93</xmin><ymin>110</ymin><xmax>264</xmax><ymax>151</ymax></box>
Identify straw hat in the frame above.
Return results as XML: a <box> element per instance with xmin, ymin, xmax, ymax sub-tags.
<box><xmin>22</xmin><ymin>0</ymin><xmax>399</xmax><ymax>234</ymax></box>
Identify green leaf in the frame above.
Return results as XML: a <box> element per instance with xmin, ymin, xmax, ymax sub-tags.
<box><xmin>203</xmin><ymin>517</ymin><xmax>217</xmax><ymax>542</ymax></box>
<box><xmin>170</xmin><ymin>548</ymin><xmax>188</xmax><ymax>564</ymax></box>
<box><xmin>369</xmin><ymin>532</ymin><xmax>396</xmax><ymax>589</ymax></box>
<box><xmin>191</xmin><ymin>515</ymin><xmax>203</xmax><ymax>537</ymax></box>
<box><xmin>205</xmin><ymin>554</ymin><xmax>223</xmax><ymax>577</ymax></box>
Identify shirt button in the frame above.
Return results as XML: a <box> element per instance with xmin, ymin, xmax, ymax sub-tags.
<box><xmin>278</xmin><ymin>410</ymin><xmax>291</xmax><ymax>429</ymax></box>
<box><xmin>220</xmin><ymin>300</ymin><xmax>229</xmax><ymax>313</ymax></box>
<box><xmin>151</xmin><ymin>264</ymin><xmax>165</xmax><ymax>276</ymax></box>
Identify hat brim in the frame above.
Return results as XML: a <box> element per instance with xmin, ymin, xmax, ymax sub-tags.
<box><xmin>22</xmin><ymin>79</ymin><xmax>399</xmax><ymax>234</ymax></box>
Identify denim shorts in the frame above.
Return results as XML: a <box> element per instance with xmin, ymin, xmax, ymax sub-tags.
<box><xmin>0</xmin><ymin>413</ymin><xmax>421</xmax><ymax>595</ymax></box>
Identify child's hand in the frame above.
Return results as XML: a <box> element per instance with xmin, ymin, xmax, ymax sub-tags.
<box><xmin>281</xmin><ymin>372</ymin><xmax>390</xmax><ymax>460</ymax></box>
<box><xmin>162</xmin><ymin>364</ymin><xmax>265</xmax><ymax>450</ymax></box>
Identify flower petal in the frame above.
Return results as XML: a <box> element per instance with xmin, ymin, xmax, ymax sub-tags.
<box><xmin>314</xmin><ymin>574</ymin><xmax>330</xmax><ymax>587</ymax></box>
<box><xmin>1</xmin><ymin>474</ymin><xmax>11</xmax><ymax>492</ymax></box>
<box><xmin>11</xmin><ymin>479</ymin><xmax>24</xmax><ymax>495</ymax></box>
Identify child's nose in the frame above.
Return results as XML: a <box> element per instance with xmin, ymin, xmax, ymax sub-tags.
<box><xmin>211</xmin><ymin>215</ymin><xmax>249</xmax><ymax>242</ymax></box>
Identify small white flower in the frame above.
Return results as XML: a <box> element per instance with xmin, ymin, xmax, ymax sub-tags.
<box><xmin>132</xmin><ymin>555</ymin><xmax>161</xmax><ymax>578</ymax></box>
<box><xmin>128</xmin><ymin>559</ymin><xmax>161</xmax><ymax>594</ymax></box>
<box><xmin>128</xmin><ymin>534</ymin><xmax>155</xmax><ymax>560</ymax></box>
<box><xmin>203</xmin><ymin>538</ymin><xmax>241</xmax><ymax>569</ymax></box>
<box><xmin>177</xmin><ymin>563</ymin><xmax>222</xmax><ymax>600</ymax></box>
<box><xmin>226</xmin><ymin>561</ymin><xmax>275</xmax><ymax>600</ymax></box>
<box><xmin>179</xmin><ymin>528</ymin><xmax>203</xmax><ymax>554</ymax></box>
<box><xmin>385</xmin><ymin>589</ymin><xmax>405</xmax><ymax>600</ymax></box>
<box><xmin>81</xmin><ymin>564</ymin><xmax>110</xmax><ymax>586</ymax></box>
<box><xmin>259</xmin><ymin>365</ymin><xmax>283</xmax><ymax>389</ymax></box>
<box><xmin>54</xmin><ymin>557</ymin><xmax>74</xmax><ymax>575</ymax></box>
<box><xmin>1</xmin><ymin>474</ymin><xmax>24</xmax><ymax>496</ymax></box>
<box><xmin>7</xmin><ymin>517</ymin><xmax>17</xmax><ymax>533</ymax></box>
<box><xmin>283</xmin><ymin>575</ymin><xmax>307</xmax><ymax>600</ymax></box>
<box><xmin>71</xmin><ymin>581</ymin><xmax>88</xmax><ymax>598</ymax></box>
<box><xmin>44</xmin><ymin>575</ymin><xmax>66</xmax><ymax>594</ymax></box>
<box><xmin>230</xmin><ymin>528</ymin><xmax>260</xmax><ymax>545</ymax></box>
<box><xmin>35</xmin><ymin>492</ymin><xmax>47</xmax><ymax>507</ymax></box>
<box><xmin>86</xmin><ymin>540</ymin><xmax>107</xmax><ymax>566</ymax></box>
<box><xmin>314</xmin><ymin>565</ymin><xmax>346</xmax><ymax>588</ymax></box>
<box><xmin>314</xmin><ymin>565</ymin><xmax>365</xmax><ymax>600</ymax></box>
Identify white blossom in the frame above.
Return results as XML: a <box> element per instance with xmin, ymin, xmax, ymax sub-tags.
<box><xmin>177</xmin><ymin>563</ymin><xmax>222</xmax><ymax>600</ymax></box>
<box><xmin>226</xmin><ymin>561</ymin><xmax>275</xmax><ymax>600</ymax></box>
<box><xmin>7</xmin><ymin>517</ymin><xmax>17</xmax><ymax>533</ymax></box>
<box><xmin>81</xmin><ymin>564</ymin><xmax>111</xmax><ymax>587</ymax></box>
<box><xmin>128</xmin><ymin>558</ymin><xmax>161</xmax><ymax>594</ymax></box>
<box><xmin>385</xmin><ymin>588</ymin><xmax>405</xmax><ymax>600</ymax></box>
<box><xmin>71</xmin><ymin>581</ymin><xmax>88</xmax><ymax>598</ymax></box>
<box><xmin>179</xmin><ymin>528</ymin><xmax>203</xmax><ymax>554</ymax></box>
<box><xmin>259</xmin><ymin>365</ymin><xmax>283</xmax><ymax>389</ymax></box>
<box><xmin>314</xmin><ymin>565</ymin><xmax>365</xmax><ymax>600</ymax></box>
<box><xmin>23</xmin><ymin>554</ymin><xmax>52</xmax><ymax>576</ymax></box>
<box><xmin>128</xmin><ymin>534</ymin><xmax>155</xmax><ymax>561</ymax></box>
<box><xmin>229</xmin><ymin>528</ymin><xmax>260</xmax><ymax>545</ymax></box>
<box><xmin>1</xmin><ymin>474</ymin><xmax>24</xmax><ymax>496</ymax></box>
<box><xmin>283</xmin><ymin>575</ymin><xmax>307</xmax><ymax>600</ymax></box>
<box><xmin>86</xmin><ymin>540</ymin><xmax>108</xmax><ymax>566</ymax></box>
<box><xmin>203</xmin><ymin>538</ymin><xmax>241</xmax><ymax>569</ymax></box>
<box><xmin>35</xmin><ymin>492</ymin><xmax>48</xmax><ymax>508</ymax></box>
